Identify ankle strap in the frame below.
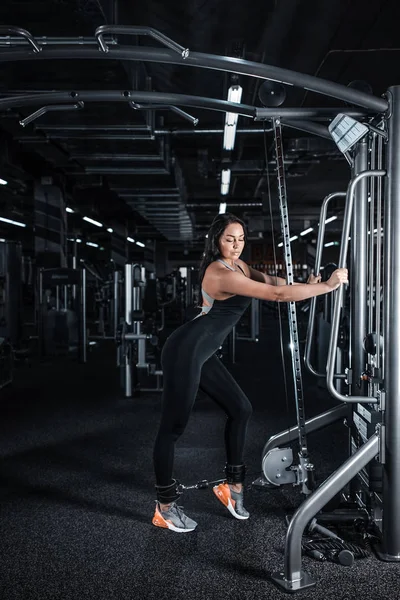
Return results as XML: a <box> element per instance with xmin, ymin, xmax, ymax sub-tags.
<box><xmin>155</xmin><ymin>479</ymin><xmax>182</xmax><ymax>503</ymax></box>
<box><xmin>225</xmin><ymin>464</ymin><xmax>246</xmax><ymax>484</ymax></box>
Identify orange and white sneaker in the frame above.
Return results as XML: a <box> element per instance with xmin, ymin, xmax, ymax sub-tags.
<box><xmin>152</xmin><ymin>502</ymin><xmax>198</xmax><ymax>533</ymax></box>
<box><xmin>213</xmin><ymin>482</ymin><xmax>250</xmax><ymax>520</ymax></box>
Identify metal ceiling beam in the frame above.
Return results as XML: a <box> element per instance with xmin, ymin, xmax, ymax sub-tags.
<box><xmin>0</xmin><ymin>44</ymin><xmax>387</xmax><ymax>111</ymax></box>
<box><xmin>37</xmin><ymin>125</ymin><xmax>151</xmax><ymax>131</ymax></box>
<box><xmin>70</xmin><ymin>167</ymin><xmax>170</xmax><ymax>174</ymax></box>
<box><xmin>69</xmin><ymin>154</ymin><xmax>163</xmax><ymax>161</ymax></box>
<box><xmin>0</xmin><ymin>91</ymin><xmax>257</xmax><ymax>119</ymax></box>
<box><xmin>111</xmin><ymin>190</ymin><xmax>180</xmax><ymax>196</ymax></box>
<box><xmin>17</xmin><ymin>134</ymin><xmax>156</xmax><ymax>141</ymax></box>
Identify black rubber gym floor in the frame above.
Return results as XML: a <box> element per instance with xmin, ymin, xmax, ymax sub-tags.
<box><xmin>0</xmin><ymin>316</ymin><xmax>399</xmax><ymax>600</ymax></box>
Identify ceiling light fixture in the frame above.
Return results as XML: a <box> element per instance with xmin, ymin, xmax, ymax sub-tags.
<box><xmin>83</xmin><ymin>216</ymin><xmax>103</xmax><ymax>228</ymax></box>
<box><xmin>220</xmin><ymin>168</ymin><xmax>231</xmax><ymax>196</ymax></box>
<box><xmin>219</xmin><ymin>202</ymin><xmax>227</xmax><ymax>214</ymax></box>
<box><xmin>223</xmin><ymin>85</ymin><xmax>242</xmax><ymax>151</ymax></box>
<box><xmin>0</xmin><ymin>216</ymin><xmax>26</xmax><ymax>228</ymax></box>
<box><xmin>300</xmin><ymin>227</ymin><xmax>314</xmax><ymax>236</ymax></box>
<box><xmin>325</xmin><ymin>216</ymin><xmax>338</xmax><ymax>224</ymax></box>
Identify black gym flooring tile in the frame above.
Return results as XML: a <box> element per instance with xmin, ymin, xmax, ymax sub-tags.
<box><xmin>0</xmin><ymin>321</ymin><xmax>399</xmax><ymax>600</ymax></box>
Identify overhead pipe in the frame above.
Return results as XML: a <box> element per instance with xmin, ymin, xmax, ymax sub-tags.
<box><xmin>0</xmin><ymin>44</ymin><xmax>387</xmax><ymax>111</ymax></box>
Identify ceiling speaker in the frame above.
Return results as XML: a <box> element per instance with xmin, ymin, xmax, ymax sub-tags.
<box><xmin>258</xmin><ymin>80</ymin><xmax>287</xmax><ymax>107</ymax></box>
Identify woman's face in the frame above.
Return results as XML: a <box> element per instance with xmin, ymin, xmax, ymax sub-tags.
<box><xmin>218</xmin><ymin>222</ymin><xmax>245</xmax><ymax>261</ymax></box>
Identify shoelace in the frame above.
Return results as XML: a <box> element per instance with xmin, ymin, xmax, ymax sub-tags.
<box><xmin>164</xmin><ymin>503</ymin><xmax>187</xmax><ymax>526</ymax></box>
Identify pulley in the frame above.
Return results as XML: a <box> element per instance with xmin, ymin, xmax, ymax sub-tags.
<box><xmin>262</xmin><ymin>448</ymin><xmax>296</xmax><ymax>486</ymax></box>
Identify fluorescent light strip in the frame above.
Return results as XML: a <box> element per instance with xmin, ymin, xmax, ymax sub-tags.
<box><xmin>107</xmin><ymin>228</ymin><xmax>113</xmax><ymax>233</ymax></box>
<box><xmin>220</xmin><ymin>183</ymin><xmax>230</xmax><ymax>196</ymax></box>
<box><xmin>219</xmin><ymin>202</ymin><xmax>227</xmax><ymax>214</ymax></box>
<box><xmin>221</xmin><ymin>169</ymin><xmax>231</xmax><ymax>185</ymax></box>
<box><xmin>66</xmin><ymin>207</ymin><xmax>74</xmax><ymax>213</ymax></box>
<box><xmin>325</xmin><ymin>216</ymin><xmax>337</xmax><ymax>224</ymax></box>
<box><xmin>278</xmin><ymin>242</ymin><xmax>283</xmax><ymax>247</ymax></box>
<box><xmin>324</xmin><ymin>241</ymin><xmax>336</xmax><ymax>247</ymax></box>
<box><xmin>223</xmin><ymin>125</ymin><xmax>237</xmax><ymax>151</ymax></box>
<box><xmin>220</xmin><ymin>168</ymin><xmax>231</xmax><ymax>196</ymax></box>
<box><xmin>136</xmin><ymin>241</ymin><xmax>145</xmax><ymax>247</ymax></box>
<box><xmin>83</xmin><ymin>216</ymin><xmax>103</xmax><ymax>228</ymax></box>
<box><xmin>127</xmin><ymin>237</ymin><xmax>135</xmax><ymax>243</ymax></box>
<box><xmin>289</xmin><ymin>235</ymin><xmax>298</xmax><ymax>242</ymax></box>
<box><xmin>223</xmin><ymin>85</ymin><xmax>242</xmax><ymax>151</ymax></box>
<box><xmin>0</xmin><ymin>216</ymin><xmax>26</xmax><ymax>228</ymax></box>
<box><xmin>0</xmin><ymin>178</ymin><xmax>7</xmax><ymax>186</ymax></box>
<box><xmin>86</xmin><ymin>242</ymin><xmax>99</xmax><ymax>248</ymax></box>
<box><xmin>228</xmin><ymin>85</ymin><xmax>242</xmax><ymax>104</ymax></box>
<box><xmin>300</xmin><ymin>227</ymin><xmax>314</xmax><ymax>236</ymax></box>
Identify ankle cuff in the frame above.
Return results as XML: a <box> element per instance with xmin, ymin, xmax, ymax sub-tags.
<box><xmin>155</xmin><ymin>479</ymin><xmax>182</xmax><ymax>503</ymax></box>
<box><xmin>225</xmin><ymin>464</ymin><xmax>246</xmax><ymax>484</ymax></box>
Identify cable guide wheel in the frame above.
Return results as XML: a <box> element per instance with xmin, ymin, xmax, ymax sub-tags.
<box><xmin>262</xmin><ymin>447</ymin><xmax>296</xmax><ymax>486</ymax></box>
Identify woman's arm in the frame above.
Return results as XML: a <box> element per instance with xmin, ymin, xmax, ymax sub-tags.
<box><xmin>207</xmin><ymin>267</ymin><xmax>347</xmax><ymax>303</ymax></box>
<box><xmin>236</xmin><ymin>261</ymin><xmax>286</xmax><ymax>285</ymax></box>
<box><xmin>241</xmin><ymin>262</ymin><xmax>321</xmax><ymax>286</ymax></box>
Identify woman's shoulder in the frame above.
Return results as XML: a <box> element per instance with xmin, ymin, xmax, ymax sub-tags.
<box><xmin>205</xmin><ymin>260</ymin><xmax>224</xmax><ymax>273</ymax></box>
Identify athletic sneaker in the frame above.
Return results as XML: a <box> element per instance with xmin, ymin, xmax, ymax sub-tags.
<box><xmin>213</xmin><ymin>482</ymin><xmax>250</xmax><ymax>520</ymax></box>
<box><xmin>152</xmin><ymin>502</ymin><xmax>198</xmax><ymax>533</ymax></box>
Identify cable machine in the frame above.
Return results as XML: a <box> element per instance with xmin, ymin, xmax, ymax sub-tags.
<box><xmin>0</xmin><ymin>25</ymin><xmax>399</xmax><ymax>594</ymax></box>
<box><xmin>257</xmin><ymin>112</ymin><xmax>389</xmax><ymax>591</ymax></box>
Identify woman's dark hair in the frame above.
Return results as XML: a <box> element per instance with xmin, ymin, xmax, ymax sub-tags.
<box><xmin>198</xmin><ymin>213</ymin><xmax>246</xmax><ymax>284</ymax></box>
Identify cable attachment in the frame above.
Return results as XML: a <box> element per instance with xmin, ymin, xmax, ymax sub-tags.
<box><xmin>178</xmin><ymin>478</ymin><xmax>226</xmax><ymax>492</ymax></box>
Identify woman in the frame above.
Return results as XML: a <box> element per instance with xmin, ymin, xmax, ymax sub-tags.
<box><xmin>152</xmin><ymin>213</ymin><xmax>348</xmax><ymax>533</ymax></box>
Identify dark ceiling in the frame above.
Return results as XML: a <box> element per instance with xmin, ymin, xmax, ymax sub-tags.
<box><xmin>0</xmin><ymin>0</ymin><xmax>398</xmax><ymax>253</ymax></box>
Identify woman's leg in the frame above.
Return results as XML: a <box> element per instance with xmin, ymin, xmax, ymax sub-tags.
<box><xmin>153</xmin><ymin>367</ymin><xmax>200</xmax><ymax>492</ymax></box>
<box><xmin>198</xmin><ymin>353</ymin><xmax>252</xmax><ymax>519</ymax></box>
<box><xmin>198</xmin><ymin>353</ymin><xmax>253</xmax><ymax>469</ymax></box>
<box><xmin>152</xmin><ymin>343</ymin><xmax>203</xmax><ymax>531</ymax></box>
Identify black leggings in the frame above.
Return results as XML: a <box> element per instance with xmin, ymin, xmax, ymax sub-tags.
<box><xmin>153</xmin><ymin>348</ymin><xmax>253</xmax><ymax>487</ymax></box>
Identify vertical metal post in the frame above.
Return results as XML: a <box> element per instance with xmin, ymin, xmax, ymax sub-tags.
<box><xmin>368</xmin><ymin>135</ymin><xmax>376</xmax><ymax>338</ymax></box>
<box><xmin>380</xmin><ymin>85</ymin><xmax>400</xmax><ymax>561</ymax></box>
<box><xmin>135</xmin><ymin>267</ymin><xmax>147</xmax><ymax>368</ymax></box>
<box><xmin>376</xmin><ymin>134</ymin><xmax>384</xmax><ymax>372</ymax></box>
<box><xmin>38</xmin><ymin>269</ymin><xmax>43</xmax><ymax>360</ymax></box>
<box><xmin>350</xmin><ymin>140</ymin><xmax>369</xmax><ymax>393</ymax></box>
<box><xmin>273</xmin><ymin>118</ymin><xmax>309</xmax><ymax>468</ymax></box>
<box><xmin>55</xmin><ymin>286</ymin><xmax>60</xmax><ymax>311</ymax></box>
<box><xmin>81</xmin><ymin>268</ymin><xmax>87</xmax><ymax>363</ymax></box>
<box><xmin>72</xmin><ymin>239</ymin><xmax>77</xmax><ymax>300</ymax></box>
<box><xmin>124</xmin><ymin>263</ymin><xmax>133</xmax><ymax>397</ymax></box>
<box><xmin>113</xmin><ymin>270</ymin><xmax>119</xmax><ymax>338</ymax></box>
<box><xmin>125</xmin><ymin>263</ymin><xmax>133</xmax><ymax>325</ymax></box>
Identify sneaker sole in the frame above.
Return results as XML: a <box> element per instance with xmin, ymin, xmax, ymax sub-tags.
<box><xmin>213</xmin><ymin>486</ymin><xmax>250</xmax><ymax>520</ymax></box>
<box><xmin>152</xmin><ymin>515</ymin><xmax>197</xmax><ymax>533</ymax></box>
